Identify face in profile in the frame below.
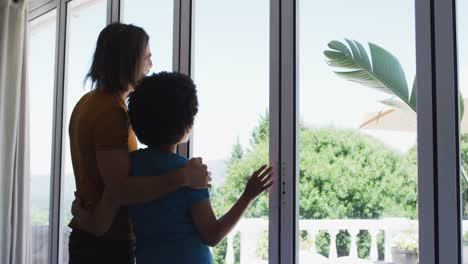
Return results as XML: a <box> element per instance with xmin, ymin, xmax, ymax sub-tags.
<box><xmin>139</xmin><ymin>44</ymin><xmax>153</xmax><ymax>79</ymax></box>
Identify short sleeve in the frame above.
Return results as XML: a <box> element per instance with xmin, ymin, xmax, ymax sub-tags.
<box><xmin>186</xmin><ymin>188</ymin><xmax>210</xmax><ymax>207</ymax></box>
<box><xmin>94</xmin><ymin>106</ymin><xmax>129</xmax><ymax>150</ymax></box>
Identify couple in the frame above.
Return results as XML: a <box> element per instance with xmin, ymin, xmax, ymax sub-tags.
<box><xmin>68</xmin><ymin>23</ymin><xmax>273</xmax><ymax>264</ymax></box>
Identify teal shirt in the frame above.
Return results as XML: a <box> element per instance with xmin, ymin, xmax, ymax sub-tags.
<box><xmin>128</xmin><ymin>148</ymin><xmax>213</xmax><ymax>264</ymax></box>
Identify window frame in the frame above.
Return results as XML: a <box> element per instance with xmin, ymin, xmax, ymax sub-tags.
<box><xmin>26</xmin><ymin>0</ymin><xmax>465</xmax><ymax>263</ymax></box>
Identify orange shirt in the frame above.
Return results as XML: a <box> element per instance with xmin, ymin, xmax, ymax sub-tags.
<box><xmin>68</xmin><ymin>89</ymin><xmax>138</xmax><ymax>240</ymax></box>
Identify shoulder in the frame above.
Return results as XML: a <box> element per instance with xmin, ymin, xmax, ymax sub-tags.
<box><xmin>132</xmin><ymin>151</ymin><xmax>188</xmax><ymax>169</ymax></box>
<box><xmin>92</xmin><ymin>93</ymin><xmax>129</xmax><ymax>126</ymax></box>
<box><xmin>173</xmin><ymin>153</ymin><xmax>189</xmax><ymax>166</ymax></box>
<box><xmin>130</xmin><ymin>150</ymin><xmax>187</xmax><ymax>176</ymax></box>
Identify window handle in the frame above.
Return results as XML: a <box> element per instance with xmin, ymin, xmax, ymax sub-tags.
<box><xmin>281</xmin><ymin>161</ymin><xmax>286</xmax><ymax>205</ymax></box>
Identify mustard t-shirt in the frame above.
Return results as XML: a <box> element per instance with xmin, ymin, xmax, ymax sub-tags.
<box><xmin>68</xmin><ymin>89</ymin><xmax>138</xmax><ymax>240</ymax></box>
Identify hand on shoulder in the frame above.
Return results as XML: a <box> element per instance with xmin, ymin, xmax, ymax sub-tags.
<box><xmin>183</xmin><ymin>157</ymin><xmax>211</xmax><ymax>189</ymax></box>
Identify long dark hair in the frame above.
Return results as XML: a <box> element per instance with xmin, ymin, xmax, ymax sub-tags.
<box><xmin>85</xmin><ymin>23</ymin><xmax>149</xmax><ymax>94</ymax></box>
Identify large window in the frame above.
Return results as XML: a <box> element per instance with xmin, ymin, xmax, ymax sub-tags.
<box><xmin>61</xmin><ymin>0</ymin><xmax>107</xmax><ymax>262</ymax></box>
<box><xmin>298</xmin><ymin>0</ymin><xmax>418</xmax><ymax>263</ymax></box>
<box><xmin>25</xmin><ymin>0</ymin><xmax>468</xmax><ymax>263</ymax></box>
<box><xmin>28</xmin><ymin>9</ymin><xmax>57</xmax><ymax>264</ymax></box>
<box><xmin>192</xmin><ymin>0</ymin><xmax>270</xmax><ymax>263</ymax></box>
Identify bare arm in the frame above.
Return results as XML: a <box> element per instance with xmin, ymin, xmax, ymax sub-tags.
<box><xmin>96</xmin><ymin>149</ymin><xmax>210</xmax><ymax>205</ymax></box>
<box><xmin>72</xmin><ymin>149</ymin><xmax>210</xmax><ymax>235</ymax></box>
<box><xmin>71</xmin><ymin>189</ymin><xmax>115</xmax><ymax>235</ymax></box>
<box><xmin>191</xmin><ymin>165</ymin><xmax>273</xmax><ymax>246</ymax></box>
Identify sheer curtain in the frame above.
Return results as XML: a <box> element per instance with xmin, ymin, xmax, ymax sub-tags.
<box><xmin>0</xmin><ymin>0</ymin><xmax>31</xmax><ymax>263</ymax></box>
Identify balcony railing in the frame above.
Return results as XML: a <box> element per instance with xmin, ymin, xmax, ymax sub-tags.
<box><xmin>30</xmin><ymin>219</ymin><xmax>468</xmax><ymax>264</ymax></box>
<box><xmin>223</xmin><ymin>218</ymin><xmax>468</xmax><ymax>264</ymax></box>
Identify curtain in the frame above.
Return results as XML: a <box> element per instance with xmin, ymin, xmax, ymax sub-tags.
<box><xmin>0</xmin><ymin>0</ymin><xmax>31</xmax><ymax>264</ymax></box>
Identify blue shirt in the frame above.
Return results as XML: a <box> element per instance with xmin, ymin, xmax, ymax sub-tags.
<box><xmin>128</xmin><ymin>148</ymin><xmax>213</xmax><ymax>264</ymax></box>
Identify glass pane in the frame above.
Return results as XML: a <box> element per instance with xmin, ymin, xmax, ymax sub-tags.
<box><xmin>121</xmin><ymin>0</ymin><xmax>173</xmax><ymax>72</ymax></box>
<box><xmin>456</xmin><ymin>0</ymin><xmax>468</xmax><ymax>262</ymax></box>
<box><xmin>28</xmin><ymin>9</ymin><xmax>57</xmax><ymax>264</ymax></box>
<box><xmin>299</xmin><ymin>1</ymin><xmax>418</xmax><ymax>263</ymax></box>
<box><xmin>121</xmin><ymin>0</ymin><xmax>173</xmax><ymax>148</ymax></box>
<box><xmin>61</xmin><ymin>0</ymin><xmax>107</xmax><ymax>263</ymax></box>
<box><xmin>192</xmin><ymin>1</ymin><xmax>269</xmax><ymax>263</ymax></box>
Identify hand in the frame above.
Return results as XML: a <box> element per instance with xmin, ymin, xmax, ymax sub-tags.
<box><xmin>183</xmin><ymin>157</ymin><xmax>212</xmax><ymax>189</ymax></box>
<box><xmin>242</xmin><ymin>165</ymin><xmax>274</xmax><ymax>201</ymax></box>
<box><xmin>71</xmin><ymin>191</ymin><xmax>114</xmax><ymax>236</ymax></box>
<box><xmin>71</xmin><ymin>192</ymin><xmax>90</xmax><ymax>222</ymax></box>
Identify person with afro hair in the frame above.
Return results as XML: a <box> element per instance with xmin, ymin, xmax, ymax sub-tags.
<box><xmin>127</xmin><ymin>72</ymin><xmax>273</xmax><ymax>264</ymax></box>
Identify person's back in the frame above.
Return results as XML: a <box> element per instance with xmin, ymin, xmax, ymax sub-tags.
<box><xmin>126</xmin><ymin>71</ymin><xmax>272</xmax><ymax>264</ymax></box>
<box><xmin>69</xmin><ymin>89</ymin><xmax>138</xmax><ymax>240</ymax></box>
<box><xmin>129</xmin><ymin>149</ymin><xmax>212</xmax><ymax>263</ymax></box>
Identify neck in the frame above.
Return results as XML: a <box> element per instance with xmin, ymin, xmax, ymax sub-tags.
<box><xmin>121</xmin><ymin>84</ymin><xmax>133</xmax><ymax>99</ymax></box>
<box><xmin>155</xmin><ymin>144</ymin><xmax>177</xmax><ymax>154</ymax></box>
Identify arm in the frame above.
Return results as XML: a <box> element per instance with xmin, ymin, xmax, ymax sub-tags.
<box><xmin>191</xmin><ymin>165</ymin><xmax>273</xmax><ymax>246</ymax></box>
<box><xmin>72</xmin><ymin>151</ymin><xmax>210</xmax><ymax>235</ymax></box>
<box><xmin>71</xmin><ymin>189</ymin><xmax>115</xmax><ymax>236</ymax></box>
<box><xmin>96</xmin><ymin>149</ymin><xmax>210</xmax><ymax>205</ymax></box>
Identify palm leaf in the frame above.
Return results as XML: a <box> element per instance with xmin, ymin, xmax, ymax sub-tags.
<box><xmin>324</xmin><ymin>39</ymin><xmax>413</xmax><ymax>111</ymax></box>
<box><xmin>326</xmin><ymin>39</ymin><xmax>468</xmax><ymax>185</ymax></box>
<box><xmin>409</xmin><ymin>78</ymin><xmax>416</xmax><ymax>110</ymax></box>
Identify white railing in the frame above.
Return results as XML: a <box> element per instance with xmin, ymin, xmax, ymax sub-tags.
<box><xmin>224</xmin><ymin>218</ymin><xmax>468</xmax><ymax>264</ymax></box>
<box><xmin>30</xmin><ymin>219</ymin><xmax>468</xmax><ymax>264</ymax></box>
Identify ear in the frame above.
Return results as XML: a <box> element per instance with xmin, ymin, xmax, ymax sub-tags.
<box><xmin>179</xmin><ymin>127</ymin><xmax>192</xmax><ymax>144</ymax></box>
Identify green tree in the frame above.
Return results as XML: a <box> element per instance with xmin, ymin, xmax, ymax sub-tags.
<box><xmin>211</xmin><ymin>115</ymin><xmax>418</xmax><ymax>263</ymax></box>
<box><xmin>460</xmin><ymin>135</ymin><xmax>468</xmax><ymax>218</ymax></box>
<box><xmin>230</xmin><ymin>137</ymin><xmax>244</xmax><ymax>162</ymax></box>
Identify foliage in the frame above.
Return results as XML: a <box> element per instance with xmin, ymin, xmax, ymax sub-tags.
<box><xmin>324</xmin><ymin>39</ymin><xmax>465</xmax><ymax>116</ymax></box>
<box><xmin>460</xmin><ymin>135</ymin><xmax>468</xmax><ymax>218</ymax></box>
<box><xmin>393</xmin><ymin>229</ymin><xmax>418</xmax><ymax>253</ymax></box>
<box><xmin>324</xmin><ymin>38</ymin><xmax>466</xmax><ymax>186</ymax></box>
<box><xmin>324</xmin><ymin>39</ymin><xmax>414</xmax><ymax>111</ymax></box>
<box><xmin>211</xmin><ymin>115</ymin><xmax>418</xmax><ymax>263</ymax></box>
<box><xmin>298</xmin><ymin>128</ymin><xmax>417</xmax><ymax>220</ymax></box>
<box><xmin>31</xmin><ymin>208</ymin><xmax>49</xmax><ymax>226</ymax></box>
<box><xmin>230</xmin><ymin>138</ymin><xmax>244</xmax><ymax>162</ymax></box>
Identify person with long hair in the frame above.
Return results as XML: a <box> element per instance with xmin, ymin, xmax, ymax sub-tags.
<box><xmin>67</xmin><ymin>23</ymin><xmax>210</xmax><ymax>264</ymax></box>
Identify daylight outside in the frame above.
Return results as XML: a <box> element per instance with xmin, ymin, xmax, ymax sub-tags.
<box><xmin>28</xmin><ymin>0</ymin><xmax>468</xmax><ymax>264</ymax></box>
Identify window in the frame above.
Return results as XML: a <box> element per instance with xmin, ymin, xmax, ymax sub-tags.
<box><xmin>61</xmin><ymin>0</ymin><xmax>107</xmax><ymax>262</ymax></box>
<box><xmin>121</xmin><ymin>0</ymin><xmax>173</xmax><ymax>73</ymax></box>
<box><xmin>28</xmin><ymin>9</ymin><xmax>57</xmax><ymax>264</ymax></box>
<box><xmin>298</xmin><ymin>0</ymin><xmax>418</xmax><ymax>262</ymax></box>
<box><xmin>24</xmin><ymin>0</ymin><xmax>466</xmax><ymax>262</ymax></box>
<box><xmin>191</xmin><ymin>1</ymin><xmax>270</xmax><ymax>263</ymax></box>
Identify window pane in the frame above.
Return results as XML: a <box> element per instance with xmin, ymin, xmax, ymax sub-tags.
<box><xmin>299</xmin><ymin>1</ymin><xmax>418</xmax><ymax>263</ymax></box>
<box><xmin>457</xmin><ymin>0</ymin><xmax>468</xmax><ymax>262</ymax></box>
<box><xmin>121</xmin><ymin>0</ymin><xmax>173</xmax><ymax>72</ymax></box>
<box><xmin>61</xmin><ymin>0</ymin><xmax>107</xmax><ymax>263</ymax></box>
<box><xmin>121</xmin><ymin>0</ymin><xmax>174</xmax><ymax>148</ymax></box>
<box><xmin>192</xmin><ymin>1</ymin><xmax>269</xmax><ymax>263</ymax></box>
<box><xmin>28</xmin><ymin>9</ymin><xmax>57</xmax><ymax>264</ymax></box>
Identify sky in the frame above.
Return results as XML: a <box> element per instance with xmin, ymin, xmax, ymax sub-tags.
<box><xmin>27</xmin><ymin>0</ymin><xmax>468</xmax><ymax>225</ymax></box>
